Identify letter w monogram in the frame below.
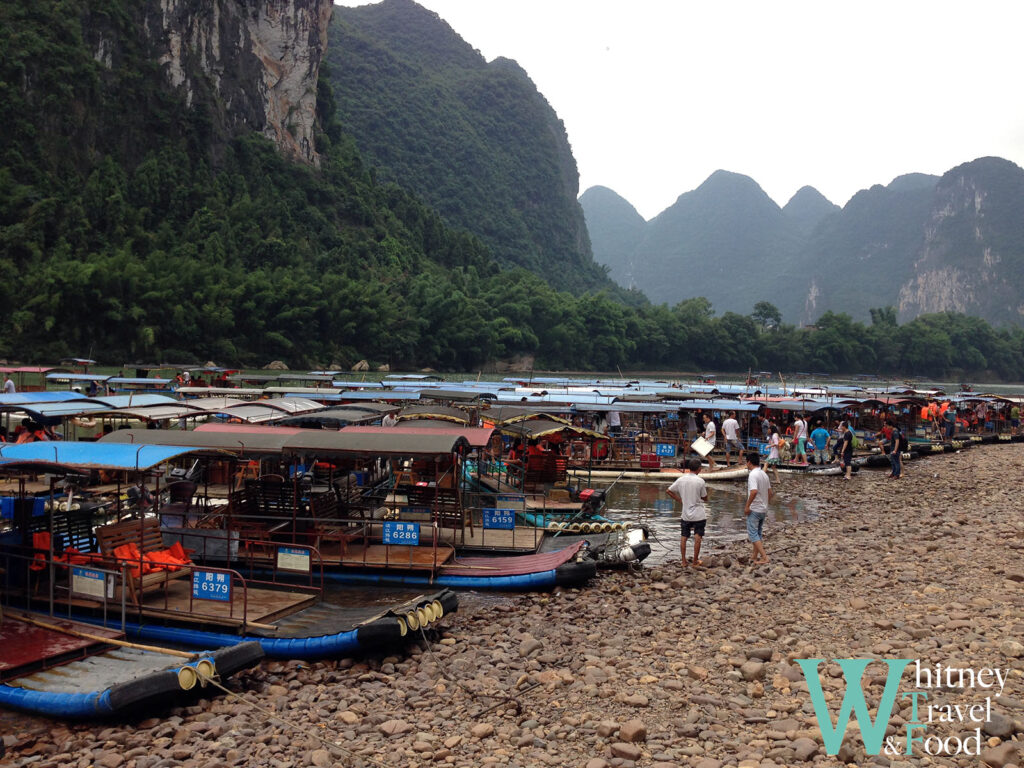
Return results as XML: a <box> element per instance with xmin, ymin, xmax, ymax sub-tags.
<box><xmin>796</xmin><ymin>658</ymin><xmax>911</xmax><ymax>755</ymax></box>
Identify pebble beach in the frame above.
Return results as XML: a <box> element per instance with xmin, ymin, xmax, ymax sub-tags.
<box><xmin>2</xmin><ymin>444</ymin><xmax>1022</xmax><ymax>768</ymax></box>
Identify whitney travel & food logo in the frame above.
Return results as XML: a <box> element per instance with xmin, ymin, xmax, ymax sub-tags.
<box><xmin>796</xmin><ymin>659</ymin><xmax>1011</xmax><ymax>758</ymax></box>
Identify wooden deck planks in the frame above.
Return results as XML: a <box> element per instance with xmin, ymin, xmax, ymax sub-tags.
<box><xmin>435</xmin><ymin>526</ymin><xmax>541</xmax><ymax>552</ymax></box>
<box><xmin>136</xmin><ymin>580</ymin><xmax>316</xmax><ymax>627</ymax></box>
<box><xmin>314</xmin><ymin>541</ymin><xmax>454</xmax><ymax>570</ymax></box>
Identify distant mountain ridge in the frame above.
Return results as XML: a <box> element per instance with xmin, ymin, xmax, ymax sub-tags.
<box><xmin>578</xmin><ymin>186</ymin><xmax>646</xmax><ymax>289</ymax></box>
<box><xmin>582</xmin><ymin>157</ymin><xmax>1024</xmax><ymax>326</ymax></box>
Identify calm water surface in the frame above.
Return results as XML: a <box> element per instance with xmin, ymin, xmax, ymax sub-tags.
<box><xmin>599</xmin><ymin>475</ymin><xmax>820</xmax><ymax>565</ymax></box>
<box><xmin>322</xmin><ymin>474</ymin><xmax>821</xmax><ymax>609</ymax></box>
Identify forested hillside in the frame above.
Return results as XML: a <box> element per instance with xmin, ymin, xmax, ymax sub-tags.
<box><xmin>326</xmin><ymin>0</ymin><xmax>622</xmax><ymax>296</ymax></box>
<box><xmin>618</xmin><ymin>171</ymin><xmax>805</xmax><ymax>314</ymax></box>
<box><xmin>3</xmin><ymin>1</ymin><xmax>1024</xmax><ymax>380</ymax></box>
<box><xmin>0</xmin><ymin>0</ymin><xmax>633</xmax><ymax>370</ymax></box>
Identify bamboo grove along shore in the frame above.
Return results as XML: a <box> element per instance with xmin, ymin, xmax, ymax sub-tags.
<box><xmin>0</xmin><ymin>367</ymin><xmax>1020</xmax><ymax>719</ymax></box>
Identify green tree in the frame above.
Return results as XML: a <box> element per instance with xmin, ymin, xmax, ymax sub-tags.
<box><xmin>751</xmin><ymin>301</ymin><xmax>782</xmax><ymax>330</ymax></box>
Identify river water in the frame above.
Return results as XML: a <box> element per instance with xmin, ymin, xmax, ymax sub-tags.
<box><xmin>320</xmin><ymin>474</ymin><xmax>821</xmax><ymax>612</ymax></box>
<box><xmin>599</xmin><ymin>475</ymin><xmax>820</xmax><ymax>566</ymax></box>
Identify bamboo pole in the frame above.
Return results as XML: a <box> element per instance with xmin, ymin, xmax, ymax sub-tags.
<box><xmin>6</xmin><ymin>610</ymin><xmax>197</xmax><ymax>659</ymax></box>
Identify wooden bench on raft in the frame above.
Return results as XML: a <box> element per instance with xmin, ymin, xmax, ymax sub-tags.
<box><xmin>95</xmin><ymin>517</ymin><xmax>192</xmax><ymax>602</ymax></box>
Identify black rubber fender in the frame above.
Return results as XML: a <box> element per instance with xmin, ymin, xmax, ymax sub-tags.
<box><xmin>106</xmin><ymin>669</ymin><xmax>183</xmax><ymax>714</ymax></box>
<box><xmin>437</xmin><ymin>589</ymin><xmax>459</xmax><ymax>617</ymax></box>
<box><xmin>355</xmin><ymin>616</ymin><xmax>405</xmax><ymax>647</ymax></box>
<box><xmin>211</xmin><ymin>640</ymin><xmax>265</xmax><ymax>678</ymax></box>
<box><xmin>554</xmin><ymin>559</ymin><xmax>597</xmax><ymax>588</ymax></box>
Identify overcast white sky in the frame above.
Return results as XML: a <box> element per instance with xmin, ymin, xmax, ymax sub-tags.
<box><xmin>335</xmin><ymin>0</ymin><xmax>1024</xmax><ymax>220</ymax></box>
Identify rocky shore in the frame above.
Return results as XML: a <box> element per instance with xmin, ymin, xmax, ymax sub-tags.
<box><xmin>2</xmin><ymin>445</ymin><xmax>1023</xmax><ymax>768</ymax></box>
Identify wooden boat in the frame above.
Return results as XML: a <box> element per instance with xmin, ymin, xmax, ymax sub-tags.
<box><xmin>568</xmin><ymin>465</ymin><xmax>749</xmax><ymax>482</ymax></box>
<box><xmin>466</xmin><ymin>455</ymin><xmax>650</xmax><ymax>565</ymax></box>
<box><xmin>0</xmin><ymin>610</ymin><xmax>263</xmax><ymax>718</ymax></box>
<box><xmin>96</xmin><ymin>427</ymin><xmax>599</xmax><ymax>590</ymax></box>
<box><xmin>0</xmin><ymin>442</ymin><xmax>458</xmax><ymax>659</ymax></box>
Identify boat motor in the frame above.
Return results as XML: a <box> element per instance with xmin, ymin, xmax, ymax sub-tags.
<box><xmin>578</xmin><ymin>488</ymin><xmax>607</xmax><ymax>515</ymax></box>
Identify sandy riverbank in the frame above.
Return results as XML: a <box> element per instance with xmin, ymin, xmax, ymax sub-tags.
<box><xmin>2</xmin><ymin>444</ymin><xmax>1022</xmax><ymax>768</ymax></box>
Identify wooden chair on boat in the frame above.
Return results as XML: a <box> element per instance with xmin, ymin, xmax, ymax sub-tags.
<box><xmin>306</xmin><ymin>491</ymin><xmax>366</xmax><ymax>557</ymax></box>
<box><xmin>95</xmin><ymin>518</ymin><xmax>192</xmax><ymax>603</ymax></box>
<box><xmin>160</xmin><ymin>480</ymin><xmax>199</xmax><ymax>528</ymax></box>
<box><xmin>229</xmin><ymin>479</ymin><xmax>296</xmax><ymax>553</ymax></box>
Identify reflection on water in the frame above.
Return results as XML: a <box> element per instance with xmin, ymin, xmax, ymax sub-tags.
<box><xmin>599</xmin><ymin>476</ymin><xmax>820</xmax><ymax>565</ymax></box>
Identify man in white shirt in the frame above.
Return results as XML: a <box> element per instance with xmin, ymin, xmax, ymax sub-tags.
<box><xmin>2</xmin><ymin>376</ymin><xmax>14</xmax><ymax>394</ymax></box>
<box><xmin>666</xmin><ymin>457</ymin><xmax>708</xmax><ymax>567</ymax></box>
<box><xmin>606</xmin><ymin>410</ymin><xmax>621</xmax><ymax>435</ymax></box>
<box><xmin>744</xmin><ymin>452</ymin><xmax>773</xmax><ymax>565</ymax></box>
<box><xmin>721</xmin><ymin>411</ymin><xmax>742</xmax><ymax>466</ymax></box>
<box><xmin>793</xmin><ymin>414</ymin><xmax>808</xmax><ymax>465</ymax></box>
<box><xmin>702</xmin><ymin>413</ymin><xmax>718</xmax><ymax>470</ymax></box>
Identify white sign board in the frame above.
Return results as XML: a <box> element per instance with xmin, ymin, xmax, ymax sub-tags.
<box><xmin>690</xmin><ymin>436</ymin><xmax>714</xmax><ymax>457</ymax></box>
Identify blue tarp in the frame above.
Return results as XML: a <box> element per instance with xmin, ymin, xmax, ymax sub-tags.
<box><xmin>0</xmin><ymin>496</ymin><xmax>45</xmax><ymax>519</ymax></box>
<box><xmin>0</xmin><ymin>442</ymin><xmax>200</xmax><ymax>471</ymax></box>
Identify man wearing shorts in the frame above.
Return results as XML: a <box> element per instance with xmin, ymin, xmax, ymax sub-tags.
<box><xmin>666</xmin><ymin>457</ymin><xmax>708</xmax><ymax>567</ymax></box>
<box><xmin>809</xmin><ymin>420</ymin><xmax>831</xmax><ymax>465</ymax></box>
<box><xmin>721</xmin><ymin>411</ymin><xmax>743</xmax><ymax>466</ymax></box>
<box><xmin>793</xmin><ymin>414</ymin><xmax>808</xmax><ymax>465</ymax></box>
<box><xmin>744</xmin><ymin>452</ymin><xmax>772</xmax><ymax>565</ymax></box>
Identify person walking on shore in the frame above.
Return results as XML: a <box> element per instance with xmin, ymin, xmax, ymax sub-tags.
<box><xmin>666</xmin><ymin>457</ymin><xmax>708</xmax><ymax>567</ymax></box>
<box><xmin>888</xmin><ymin>420</ymin><xmax>903</xmax><ymax>479</ymax></box>
<box><xmin>722</xmin><ymin>410</ymin><xmax>742</xmax><ymax>466</ymax></box>
<box><xmin>837</xmin><ymin>421</ymin><xmax>855</xmax><ymax>480</ymax></box>
<box><xmin>765</xmin><ymin>425</ymin><xmax>781</xmax><ymax>483</ymax></box>
<box><xmin>702</xmin><ymin>413</ymin><xmax>718</xmax><ymax>470</ymax></box>
<box><xmin>744</xmin><ymin>452</ymin><xmax>772</xmax><ymax>565</ymax></box>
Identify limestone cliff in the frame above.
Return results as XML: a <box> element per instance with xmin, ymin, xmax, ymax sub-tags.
<box><xmin>897</xmin><ymin>158</ymin><xmax>1024</xmax><ymax>324</ymax></box>
<box><xmin>143</xmin><ymin>0</ymin><xmax>332</xmax><ymax>166</ymax></box>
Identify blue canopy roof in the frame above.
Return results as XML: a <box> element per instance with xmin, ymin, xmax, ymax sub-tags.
<box><xmin>0</xmin><ymin>441</ymin><xmax>200</xmax><ymax>471</ymax></box>
<box><xmin>106</xmin><ymin>377</ymin><xmax>173</xmax><ymax>385</ymax></box>
<box><xmin>46</xmin><ymin>372</ymin><xmax>113</xmax><ymax>382</ymax></box>
<box><xmin>663</xmin><ymin>399</ymin><xmax>764</xmax><ymax>412</ymax></box>
<box><xmin>0</xmin><ymin>392</ymin><xmax>88</xmax><ymax>405</ymax></box>
<box><xmin>0</xmin><ymin>401</ymin><xmax>111</xmax><ymax>421</ymax></box>
<box><xmin>334</xmin><ymin>391</ymin><xmax>421</xmax><ymax>401</ymax></box>
<box><xmin>85</xmin><ymin>395</ymin><xmax>180</xmax><ymax>408</ymax></box>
